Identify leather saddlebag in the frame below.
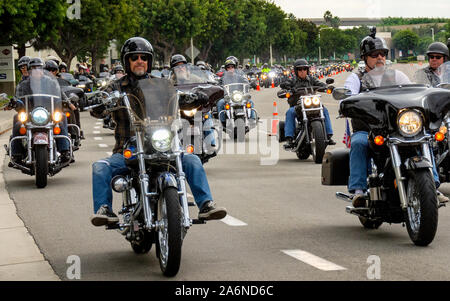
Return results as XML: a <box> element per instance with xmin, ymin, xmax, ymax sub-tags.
<box><xmin>321</xmin><ymin>148</ymin><xmax>350</xmax><ymax>186</ymax></box>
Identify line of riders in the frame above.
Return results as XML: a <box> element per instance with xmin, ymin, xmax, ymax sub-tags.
<box><xmin>2</xmin><ymin>30</ymin><xmax>450</xmax><ymax>276</ymax></box>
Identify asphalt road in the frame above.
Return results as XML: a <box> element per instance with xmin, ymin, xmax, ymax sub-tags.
<box><xmin>4</xmin><ymin>65</ymin><xmax>450</xmax><ymax>281</ymax></box>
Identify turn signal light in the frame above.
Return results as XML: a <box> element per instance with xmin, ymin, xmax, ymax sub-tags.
<box><xmin>225</xmin><ymin>104</ymin><xmax>230</xmax><ymax>110</ymax></box>
<box><xmin>18</xmin><ymin>111</ymin><xmax>27</xmax><ymax>123</ymax></box>
<box><xmin>53</xmin><ymin>111</ymin><xmax>63</xmax><ymax>123</ymax></box>
<box><xmin>435</xmin><ymin>132</ymin><xmax>445</xmax><ymax>142</ymax></box>
<box><xmin>286</xmin><ymin>93</ymin><xmax>291</xmax><ymax>98</ymax></box>
<box><xmin>19</xmin><ymin>126</ymin><xmax>26</xmax><ymax>135</ymax></box>
<box><xmin>204</xmin><ymin>114</ymin><xmax>209</xmax><ymax>119</ymax></box>
<box><xmin>53</xmin><ymin>126</ymin><xmax>61</xmax><ymax>135</ymax></box>
<box><xmin>186</xmin><ymin>145</ymin><xmax>194</xmax><ymax>154</ymax></box>
<box><xmin>123</xmin><ymin>149</ymin><xmax>133</xmax><ymax>159</ymax></box>
<box><xmin>327</xmin><ymin>89</ymin><xmax>332</xmax><ymax>94</ymax></box>
<box><xmin>246</xmin><ymin>102</ymin><xmax>252</xmax><ymax>108</ymax></box>
<box><xmin>65</xmin><ymin>111</ymin><xmax>71</xmax><ymax>118</ymax></box>
<box><xmin>374</xmin><ymin>135</ymin><xmax>385</xmax><ymax>146</ymax></box>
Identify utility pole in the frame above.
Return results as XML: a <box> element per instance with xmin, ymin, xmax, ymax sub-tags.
<box><xmin>431</xmin><ymin>28</ymin><xmax>435</xmax><ymax>42</ymax></box>
<box><xmin>270</xmin><ymin>43</ymin><xmax>273</xmax><ymax>66</ymax></box>
<box><xmin>190</xmin><ymin>37</ymin><xmax>194</xmax><ymax>64</ymax></box>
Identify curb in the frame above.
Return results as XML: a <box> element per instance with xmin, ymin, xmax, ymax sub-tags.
<box><xmin>0</xmin><ymin>125</ymin><xmax>60</xmax><ymax>280</ymax></box>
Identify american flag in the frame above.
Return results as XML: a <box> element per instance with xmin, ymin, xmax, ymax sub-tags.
<box><xmin>342</xmin><ymin>118</ymin><xmax>351</xmax><ymax>148</ymax></box>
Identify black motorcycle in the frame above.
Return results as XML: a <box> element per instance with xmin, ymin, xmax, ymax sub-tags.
<box><xmin>277</xmin><ymin>78</ymin><xmax>334</xmax><ymax>163</ymax></box>
<box><xmin>322</xmin><ymin>66</ymin><xmax>450</xmax><ymax>246</ymax></box>
<box><xmin>174</xmin><ymin>64</ymin><xmax>223</xmax><ymax>164</ymax></box>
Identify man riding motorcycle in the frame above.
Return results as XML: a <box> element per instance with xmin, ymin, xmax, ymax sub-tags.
<box><xmin>281</xmin><ymin>59</ymin><xmax>336</xmax><ymax>148</ymax></box>
<box><xmin>89</xmin><ymin>37</ymin><xmax>227</xmax><ymax>226</ymax></box>
<box><xmin>344</xmin><ymin>29</ymin><xmax>448</xmax><ymax>207</ymax></box>
<box><xmin>415</xmin><ymin>42</ymin><xmax>449</xmax><ymax>87</ymax></box>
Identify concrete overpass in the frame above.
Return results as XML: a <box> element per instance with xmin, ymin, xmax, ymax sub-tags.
<box><xmin>307</xmin><ymin>18</ymin><xmax>381</xmax><ymax>27</ymax></box>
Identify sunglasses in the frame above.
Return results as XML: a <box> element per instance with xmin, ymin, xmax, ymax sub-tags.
<box><xmin>297</xmin><ymin>67</ymin><xmax>308</xmax><ymax>71</ymax></box>
<box><xmin>429</xmin><ymin>55</ymin><xmax>443</xmax><ymax>60</ymax></box>
<box><xmin>368</xmin><ymin>52</ymin><xmax>387</xmax><ymax>58</ymax></box>
<box><xmin>130</xmin><ymin>54</ymin><xmax>149</xmax><ymax>62</ymax></box>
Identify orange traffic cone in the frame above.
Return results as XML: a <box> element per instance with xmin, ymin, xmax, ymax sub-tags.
<box><xmin>271</xmin><ymin>78</ymin><xmax>275</xmax><ymax>88</ymax></box>
<box><xmin>271</xmin><ymin>101</ymin><xmax>279</xmax><ymax>136</ymax></box>
<box><xmin>256</xmin><ymin>82</ymin><xmax>260</xmax><ymax>91</ymax></box>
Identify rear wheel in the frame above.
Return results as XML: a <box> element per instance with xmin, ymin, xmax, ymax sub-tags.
<box><xmin>310</xmin><ymin>121</ymin><xmax>326</xmax><ymax>164</ymax></box>
<box><xmin>405</xmin><ymin>169</ymin><xmax>438</xmax><ymax>246</ymax></box>
<box><xmin>156</xmin><ymin>187</ymin><xmax>182</xmax><ymax>277</ymax></box>
<box><xmin>35</xmin><ymin>145</ymin><xmax>48</xmax><ymax>188</ymax></box>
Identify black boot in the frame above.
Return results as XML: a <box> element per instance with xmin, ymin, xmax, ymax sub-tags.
<box><xmin>328</xmin><ymin>135</ymin><xmax>336</xmax><ymax>145</ymax></box>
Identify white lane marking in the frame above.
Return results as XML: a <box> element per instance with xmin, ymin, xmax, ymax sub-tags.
<box><xmin>94</xmin><ymin>126</ymin><xmax>100</xmax><ymax>129</ymax></box>
<box><xmin>96</xmin><ymin>122</ymin><xmax>102</xmax><ymax>125</ymax></box>
<box><xmin>106</xmin><ymin>152</ymin><xmax>113</xmax><ymax>156</ymax></box>
<box><xmin>98</xmin><ymin>144</ymin><xmax>109</xmax><ymax>148</ymax></box>
<box><xmin>281</xmin><ymin>250</ymin><xmax>346</xmax><ymax>271</ymax></box>
<box><xmin>97</xmin><ymin>119</ymin><xmax>103</xmax><ymax>121</ymax></box>
<box><xmin>93</xmin><ymin>130</ymin><xmax>101</xmax><ymax>134</ymax></box>
<box><xmin>94</xmin><ymin>137</ymin><xmax>103</xmax><ymax>141</ymax></box>
<box><xmin>220</xmin><ymin>215</ymin><xmax>247</xmax><ymax>226</ymax></box>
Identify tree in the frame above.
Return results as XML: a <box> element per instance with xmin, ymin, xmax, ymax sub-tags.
<box><xmin>393</xmin><ymin>29</ymin><xmax>419</xmax><ymax>55</ymax></box>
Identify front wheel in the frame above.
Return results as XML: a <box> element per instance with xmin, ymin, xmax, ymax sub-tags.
<box><xmin>310</xmin><ymin>121</ymin><xmax>326</xmax><ymax>164</ymax></box>
<box><xmin>405</xmin><ymin>169</ymin><xmax>438</xmax><ymax>246</ymax></box>
<box><xmin>156</xmin><ymin>187</ymin><xmax>182</xmax><ymax>277</ymax></box>
<box><xmin>35</xmin><ymin>145</ymin><xmax>48</xmax><ymax>188</ymax></box>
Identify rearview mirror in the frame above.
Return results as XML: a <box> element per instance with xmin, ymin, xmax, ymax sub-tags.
<box><xmin>326</xmin><ymin>78</ymin><xmax>334</xmax><ymax>85</ymax></box>
<box><xmin>332</xmin><ymin>88</ymin><xmax>352</xmax><ymax>100</ymax></box>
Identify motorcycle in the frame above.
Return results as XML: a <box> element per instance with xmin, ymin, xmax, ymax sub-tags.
<box><xmin>4</xmin><ymin>69</ymin><xmax>73</xmax><ymax>188</ymax></box>
<box><xmin>89</xmin><ymin>78</ymin><xmax>204</xmax><ymax>276</ymax></box>
<box><xmin>219</xmin><ymin>70</ymin><xmax>258</xmax><ymax>142</ymax></box>
<box><xmin>277</xmin><ymin>78</ymin><xmax>334</xmax><ymax>164</ymax></box>
<box><xmin>173</xmin><ymin>64</ymin><xmax>223</xmax><ymax>164</ymax></box>
<box><xmin>76</xmin><ymin>75</ymin><xmax>94</xmax><ymax>93</ymax></box>
<box><xmin>322</xmin><ymin>65</ymin><xmax>450</xmax><ymax>246</ymax></box>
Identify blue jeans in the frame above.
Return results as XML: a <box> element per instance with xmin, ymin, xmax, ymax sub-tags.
<box><xmin>92</xmin><ymin>153</ymin><xmax>213</xmax><ymax>213</ymax></box>
<box><xmin>203</xmin><ymin>112</ymin><xmax>216</xmax><ymax>147</ymax></box>
<box><xmin>284</xmin><ymin>106</ymin><xmax>333</xmax><ymax>138</ymax></box>
<box><xmin>217</xmin><ymin>98</ymin><xmax>256</xmax><ymax>123</ymax></box>
<box><xmin>11</xmin><ymin>114</ymin><xmax>70</xmax><ymax>156</ymax></box>
<box><xmin>348</xmin><ymin>131</ymin><xmax>440</xmax><ymax>192</ymax></box>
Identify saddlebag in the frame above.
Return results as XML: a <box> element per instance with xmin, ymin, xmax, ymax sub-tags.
<box><xmin>321</xmin><ymin>148</ymin><xmax>350</xmax><ymax>186</ymax></box>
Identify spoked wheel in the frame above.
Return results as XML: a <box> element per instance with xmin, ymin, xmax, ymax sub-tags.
<box><xmin>405</xmin><ymin>170</ymin><xmax>438</xmax><ymax>246</ymax></box>
<box><xmin>156</xmin><ymin>187</ymin><xmax>182</xmax><ymax>277</ymax></box>
<box><xmin>35</xmin><ymin>145</ymin><xmax>48</xmax><ymax>188</ymax></box>
<box><xmin>310</xmin><ymin>121</ymin><xmax>326</xmax><ymax>164</ymax></box>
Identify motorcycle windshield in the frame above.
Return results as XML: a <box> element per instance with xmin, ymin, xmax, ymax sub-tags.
<box><xmin>133</xmin><ymin>78</ymin><xmax>178</xmax><ymax>126</ymax></box>
<box><xmin>16</xmin><ymin>69</ymin><xmax>62</xmax><ymax>113</ymax></box>
<box><xmin>99</xmin><ymin>72</ymin><xmax>110</xmax><ymax>78</ymax></box>
<box><xmin>59</xmin><ymin>72</ymin><xmax>75</xmax><ymax>82</ymax></box>
<box><xmin>172</xmin><ymin>64</ymin><xmax>209</xmax><ymax>85</ymax></box>
<box><xmin>438</xmin><ymin>61</ymin><xmax>450</xmax><ymax>85</ymax></box>
<box><xmin>222</xmin><ymin>70</ymin><xmax>250</xmax><ymax>95</ymax></box>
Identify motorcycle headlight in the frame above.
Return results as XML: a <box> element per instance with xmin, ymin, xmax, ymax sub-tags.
<box><xmin>77</xmin><ymin>84</ymin><xmax>86</xmax><ymax>89</ymax></box>
<box><xmin>18</xmin><ymin>111</ymin><xmax>28</xmax><ymax>123</ymax></box>
<box><xmin>312</xmin><ymin>95</ymin><xmax>321</xmax><ymax>107</ymax></box>
<box><xmin>151</xmin><ymin>128</ymin><xmax>172</xmax><ymax>152</ymax></box>
<box><xmin>31</xmin><ymin>107</ymin><xmax>50</xmax><ymax>125</ymax></box>
<box><xmin>53</xmin><ymin>111</ymin><xmax>63</xmax><ymax>123</ymax></box>
<box><xmin>101</xmin><ymin>81</ymin><xmax>107</xmax><ymax>87</ymax></box>
<box><xmin>397</xmin><ymin>110</ymin><xmax>423</xmax><ymax>137</ymax></box>
<box><xmin>232</xmin><ymin>92</ymin><xmax>244</xmax><ymax>103</ymax></box>
<box><xmin>262</xmin><ymin>75</ymin><xmax>267</xmax><ymax>79</ymax></box>
<box><xmin>303</xmin><ymin>97</ymin><xmax>312</xmax><ymax>108</ymax></box>
<box><xmin>269</xmin><ymin>72</ymin><xmax>276</xmax><ymax>78</ymax></box>
<box><xmin>183</xmin><ymin>108</ymin><xmax>197</xmax><ymax>117</ymax></box>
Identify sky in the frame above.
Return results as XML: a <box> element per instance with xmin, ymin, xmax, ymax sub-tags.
<box><xmin>272</xmin><ymin>0</ymin><xmax>450</xmax><ymax>19</ymax></box>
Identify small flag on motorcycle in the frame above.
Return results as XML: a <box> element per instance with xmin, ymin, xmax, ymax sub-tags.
<box><xmin>342</xmin><ymin>118</ymin><xmax>351</xmax><ymax>148</ymax></box>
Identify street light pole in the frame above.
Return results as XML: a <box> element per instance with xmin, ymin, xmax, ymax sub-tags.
<box><xmin>431</xmin><ymin>28</ymin><xmax>435</xmax><ymax>42</ymax></box>
<box><xmin>318</xmin><ymin>32</ymin><xmax>321</xmax><ymax>65</ymax></box>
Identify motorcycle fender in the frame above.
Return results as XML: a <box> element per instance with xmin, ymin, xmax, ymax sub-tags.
<box><xmin>33</xmin><ymin>132</ymin><xmax>49</xmax><ymax>145</ymax></box>
<box><xmin>405</xmin><ymin>156</ymin><xmax>432</xmax><ymax>170</ymax></box>
<box><xmin>157</xmin><ymin>172</ymin><xmax>178</xmax><ymax>192</ymax></box>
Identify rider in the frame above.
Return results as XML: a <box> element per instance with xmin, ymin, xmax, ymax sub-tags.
<box><xmin>344</xmin><ymin>29</ymin><xmax>449</xmax><ymax>206</ymax></box>
<box><xmin>89</xmin><ymin>37</ymin><xmax>227</xmax><ymax>226</ymax></box>
<box><xmin>59</xmin><ymin>62</ymin><xmax>68</xmax><ymax>74</ymax></box>
<box><xmin>216</xmin><ymin>56</ymin><xmax>257</xmax><ymax>127</ymax></box>
<box><xmin>17</xmin><ymin>56</ymin><xmax>31</xmax><ymax>83</ymax></box>
<box><xmin>415</xmin><ymin>42</ymin><xmax>448</xmax><ymax>87</ymax></box>
<box><xmin>280</xmin><ymin>59</ymin><xmax>335</xmax><ymax>148</ymax></box>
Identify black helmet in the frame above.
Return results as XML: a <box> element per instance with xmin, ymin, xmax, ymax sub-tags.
<box><xmin>18</xmin><ymin>56</ymin><xmax>30</xmax><ymax>69</ymax></box>
<box><xmin>426</xmin><ymin>42</ymin><xmax>449</xmax><ymax>61</ymax></box>
<box><xmin>170</xmin><ymin>54</ymin><xmax>187</xmax><ymax>68</ymax></box>
<box><xmin>113</xmin><ymin>64</ymin><xmax>124</xmax><ymax>74</ymax></box>
<box><xmin>293</xmin><ymin>59</ymin><xmax>310</xmax><ymax>74</ymax></box>
<box><xmin>28</xmin><ymin>57</ymin><xmax>45</xmax><ymax>69</ymax></box>
<box><xmin>360</xmin><ymin>27</ymin><xmax>389</xmax><ymax>59</ymax></box>
<box><xmin>120</xmin><ymin>37</ymin><xmax>154</xmax><ymax>73</ymax></box>
<box><xmin>59</xmin><ymin>62</ymin><xmax>67</xmax><ymax>71</ymax></box>
<box><xmin>44</xmin><ymin>60</ymin><xmax>59</xmax><ymax>72</ymax></box>
<box><xmin>224</xmin><ymin>57</ymin><xmax>238</xmax><ymax>69</ymax></box>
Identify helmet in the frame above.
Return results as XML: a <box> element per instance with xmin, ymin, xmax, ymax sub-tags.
<box><xmin>293</xmin><ymin>59</ymin><xmax>310</xmax><ymax>74</ymax></box>
<box><xmin>44</xmin><ymin>60</ymin><xmax>59</xmax><ymax>72</ymax></box>
<box><xmin>360</xmin><ymin>27</ymin><xmax>389</xmax><ymax>59</ymax></box>
<box><xmin>18</xmin><ymin>56</ymin><xmax>30</xmax><ymax>69</ymax></box>
<box><xmin>28</xmin><ymin>57</ymin><xmax>45</xmax><ymax>69</ymax></box>
<box><xmin>59</xmin><ymin>62</ymin><xmax>67</xmax><ymax>71</ymax></box>
<box><xmin>170</xmin><ymin>54</ymin><xmax>187</xmax><ymax>68</ymax></box>
<box><xmin>120</xmin><ymin>37</ymin><xmax>154</xmax><ymax>73</ymax></box>
<box><xmin>196</xmin><ymin>60</ymin><xmax>206</xmax><ymax>67</ymax></box>
<box><xmin>113</xmin><ymin>64</ymin><xmax>124</xmax><ymax>74</ymax></box>
<box><xmin>226</xmin><ymin>56</ymin><xmax>239</xmax><ymax>64</ymax></box>
<box><xmin>224</xmin><ymin>57</ymin><xmax>238</xmax><ymax>69</ymax></box>
<box><xmin>426</xmin><ymin>42</ymin><xmax>449</xmax><ymax>61</ymax></box>
<box><xmin>45</xmin><ymin>55</ymin><xmax>60</xmax><ymax>65</ymax></box>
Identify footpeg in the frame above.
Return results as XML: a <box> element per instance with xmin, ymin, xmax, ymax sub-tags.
<box><xmin>336</xmin><ymin>192</ymin><xmax>352</xmax><ymax>202</ymax></box>
<box><xmin>346</xmin><ymin>205</ymin><xmax>369</xmax><ymax>214</ymax></box>
<box><xmin>188</xmin><ymin>202</ymin><xmax>196</xmax><ymax>207</ymax></box>
<box><xmin>192</xmin><ymin>219</ymin><xmax>206</xmax><ymax>224</ymax></box>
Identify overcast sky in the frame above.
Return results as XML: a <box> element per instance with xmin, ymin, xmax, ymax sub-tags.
<box><xmin>272</xmin><ymin>0</ymin><xmax>450</xmax><ymax>19</ymax></box>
